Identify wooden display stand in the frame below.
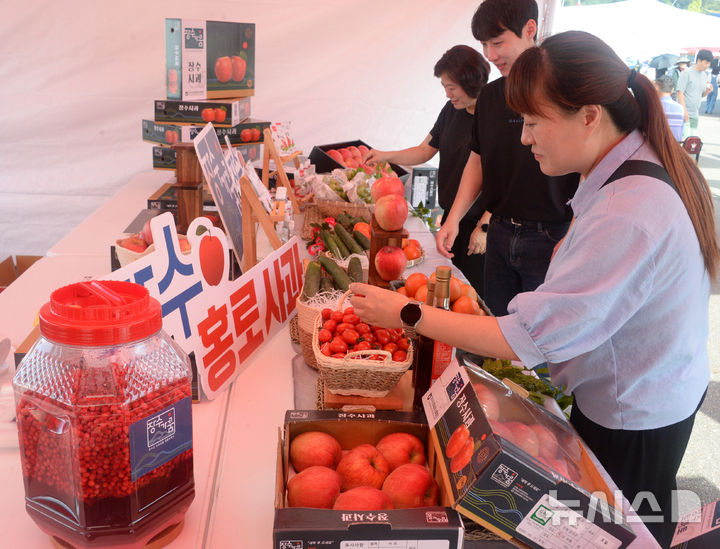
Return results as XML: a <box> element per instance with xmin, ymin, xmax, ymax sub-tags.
<box><xmin>367</xmin><ymin>215</ymin><xmax>408</xmax><ymax>288</ymax></box>
<box><xmin>240</xmin><ymin>175</ymin><xmax>284</xmax><ymax>272</ymax></box>
<box><xmin>261</xmin><ymin>128</ymin><xmax>300</xmax><ymax>213</ymax></box>
<box><xmin>171</xmin><ymin>143</ymin><xmax>205</xmax><ymax>234</ymax></box>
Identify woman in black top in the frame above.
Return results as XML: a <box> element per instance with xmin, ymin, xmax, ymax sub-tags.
<box><xmin>363</xmin><ymin>45</ymin><xmax>490</xmax><ymax>296</ymax></box>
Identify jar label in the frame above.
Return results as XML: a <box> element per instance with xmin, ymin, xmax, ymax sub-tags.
<box><xmin>129</xmin><ymin>396</ymin><xmax>193</xmax><ymax>481</ymax></box>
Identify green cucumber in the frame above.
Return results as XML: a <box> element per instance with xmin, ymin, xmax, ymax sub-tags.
<box><xmin>335</xmin><ymin>223</ymin><xmax>365</xmax><ymax>255</ymax></box>
<box><xmin>330</xmin><ymin>232</ymin><xmax>349</xmax><ymax>259</ymax></box>
<box><xmin>320</xmin><ymin>230</ymin><xmax>342</xmax><ymax>258</ymax></box>
<box><xmin>353</xmin><ymin>230</ymin><xmax>371</xmax><ymax>251</ymax></box>
<box><xmin>347</xmin><ymin>256</ymin><xmax>363</xmax><ymax>283</ymax></box>
<box><xmin>318</xmin><ymin>255</ymin><xmax>351</xmax><ymax>291</ymax></box>
<box><xmin>302</xmin><ymin>261</ymin><xmax>322</xmax><ymax>298</ymax></box>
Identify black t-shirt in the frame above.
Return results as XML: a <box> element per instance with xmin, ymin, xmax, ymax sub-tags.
<box><xmin>472</xmin><ymin>78</ymin><xmax>579</xmax><ymax>222</ymax></box>
<box><xmin>429</xmin><ymin>100</ymin><xmax>483</xmax><ymax>219</ymax></box>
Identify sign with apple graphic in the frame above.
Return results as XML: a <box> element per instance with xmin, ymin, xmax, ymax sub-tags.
<box><xmin>107</xmin><ymin>212</ymin><xmax>303</xmax><ymax>399</ymax></box>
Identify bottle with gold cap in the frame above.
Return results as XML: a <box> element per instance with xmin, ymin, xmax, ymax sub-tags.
<box><xmin>430</xmin><ymin>265</ymin><xmax>455</xmax><ymax>380</ymax></box>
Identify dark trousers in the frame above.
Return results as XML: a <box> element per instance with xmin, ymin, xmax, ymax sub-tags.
<box><xmin>483</xmin><ymin>216</ymin><xmax>569</xmax><ymax>316</ymax></box>
<box><xmin>441</xmin><ymin>211</ymin><xmax>485</xmax><ymax>299</ymax></box>
<box><xmin>570</xmin><ymin>392</ymin><xmax>706</xmax><ymax>548</ymax></box>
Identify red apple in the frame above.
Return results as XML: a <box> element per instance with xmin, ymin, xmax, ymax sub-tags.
<box><xmin>290</xmin><ymin>431</ymin><xmax>342</xmax><ymax>473</ymax></box>
<box><xmin>231</xmin><ymin>55</ymin><xmax>247</xmax><ymax>81</ymax></box>
<box><xmin>286</xmin><ymin>465</ymin><xmax>341</xmax><ymax>509</ymax></box>
<box><xmin>376</xmin><ymin>432</ymin><xmax>426</xmax><ymax>471</ymax></box>
<box><xmin>528</xmin><ymin>423</ymin><xmax>560</xmax><ymax>461</ymax></box>
<box><xmin>201</xmin><ymin>108</ymin><xmax>215</xmax><ymax>122</ymax></box>
<box><xmin>503</xmin><ymin>421</ymin><xmax>540</xmax><ymax>458</ymax></box>
<box><xmin>374</xmin><ymin>245</ymin><xmax>407</xmax><ymax>282</ymax></box>
<box><xmin>382</xmin><ymin>463</ymin><xmax>438</xmax><ymax>508</ymax></box>
<box><xmin>336</xmin><ymin>443</ymin><xmax>390</xmax><ymax>491</ymax></box>
<box><xmin>240</xmin><ymin>129</ymin><xmax>252</xmax><ymax>142</ymax></box>
<box><xmin>472</xmin><ymin>383</ymin><xmax>500</xmax><ymax>422</ymax></box>
<box><xmin>117</xmin><ymin>235</ymin><xmax>148</xmax><ymax>253</ymax></box>
<box><xmin>358</xmin><ymin>144</ymin><xmax>369</xmax><ymax>156</ymax></box>
<box><xmin>178</xmin><ymin>235</ymin><xmax>191</xmax><ymax>253</ymax></box>
<box><xmin>450</xmin><ymin>436</ymin><xmax>475</xmax><ymax>473</ymax></box>
<box><xmin>327</xmin><ymin>149</ymin><xmax>344</xmax><ymax>165</ymax></box>
<box><xmin>445</xmin><ymin>424</ymin><xmax>470</xmax><ymax>459</ymax></box>
<box><xmin>339</xmin><ymin>148</ymin><xmax>353</xmax><ymax>160</ymax></box>
<box><xmin>198</xmin><ymin>233</ymin><xmax>226</xmax><ymax>286</ymax></box>
<box><xmin>489</xmin><ymin>419</ymin><xmax>513</xmax><ymax>442</ymax></box>
<box><xmin>374</xmin><ymin>195</ymin><xmax>408</xmax><ymax>231</ymax></box>
<box><xmin>332</xmin><ymin>486</ymin><xmax>394</xmax><ymax>511</ymax></box>
<box><xmin>214</xmin><ymin>56</ymin><xmax>232</xmax><ymax>83</ymax></box>
<box><xmin>371</xmin><ymin>176</ymin><xmax>405</xmax><ymax>203</ymax></box>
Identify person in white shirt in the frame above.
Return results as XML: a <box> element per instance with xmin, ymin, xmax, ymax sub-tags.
<box><xmin>676</xmin><ymin>49</ymin><xmax>713</xmax><ymax>138</ymax></box>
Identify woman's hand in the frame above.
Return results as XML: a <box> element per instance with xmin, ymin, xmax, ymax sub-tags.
<box><xmin>349</xmin><ymin>283</ymin><xmax>409</xmax><ymax>329</ymax></box>
<box><xmin>435</xmin><ymin>219</ymin><xmax>458</xmax><ymax>259</ymax></box>
<box><xmin>467</xmin><ymin>226</ymin><xmax>487</xmax><ymax>255</ymax></box>
<box><xmin>362</xmin><ymin>149</ymin><xmax>390</xmax><ymax>165</ymax></box>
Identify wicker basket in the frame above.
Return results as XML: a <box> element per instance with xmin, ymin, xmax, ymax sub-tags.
<box><xmin>311</xmin><ymin>293</ymin><xmax>413</xmax><ymax>397</ymax></box>
<box><xmin>296</xmin><ymin>295</ymin><xmax>323</xmax><ymax>369</ymax></box>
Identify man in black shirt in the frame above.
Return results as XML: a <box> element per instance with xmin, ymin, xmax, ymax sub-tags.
<box><xmin>435</xmin><ymin>0</ymin><xmax>579</xmax><ymax>316</ymax></box>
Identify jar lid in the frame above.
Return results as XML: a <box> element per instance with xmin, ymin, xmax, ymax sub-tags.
<box><xmin>39</xmin><ymin>280</ymin><xmax>162</xmax><ymax>346</ymax></box>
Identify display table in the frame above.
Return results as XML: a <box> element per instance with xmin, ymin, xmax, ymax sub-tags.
<box><xmin>0</xmin><ymin>171</ymin><xmax>659</xmax><ymax>548</ymax></box>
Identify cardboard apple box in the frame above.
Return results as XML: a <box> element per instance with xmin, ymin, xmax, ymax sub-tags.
<box><xmin>423</xmin><ymin>362</ymin><xmax>638</xmax><ymax>549</ymax></box>
<box><xmin>165</xmin><ymin>19</ymin><xmax>255</xmax><ymax>101</ymax></box>
<box><xmin>143</xmin><ymin>119</ymin><xmax>270</xmax><ymax>146</ymax></box>
<box><xmin>152</xmin><ymin>143</ymin><xmax>262</xmax><ymax>171</ymax></box>
<box><xmin>274</xmin><ymin>409</ymin><xmax>464</xmax><ymax>548</ymax></box>
<box><xmin>153</xmin><ymin>97</ymin><xmax>251</xmax><ymax>127</ymax></box>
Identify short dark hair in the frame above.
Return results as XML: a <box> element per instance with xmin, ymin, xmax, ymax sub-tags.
<box><xmin>697</xmin><ymin>49</ymin><xmax>713</xmax><ymax>63</ymax></box>
<box><xmin>434</xmin><ymin>45</ymin><xmax>490</xmax><ymax>98</ymax></box>
<box><xmin>655</xmin><ymin>74</ymin><xmax>675</xmax><ymax>94</ymax></box>
<box><xmin>471</xmin><ymin>0</ymin><xmax>538</xmax><ymax>42</ymax></box>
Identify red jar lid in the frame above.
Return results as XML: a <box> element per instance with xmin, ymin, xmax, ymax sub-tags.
<box><xmin>39</xmin><ymin>280</ymin><xmax>162</xmax><ymax>346</ymax></box>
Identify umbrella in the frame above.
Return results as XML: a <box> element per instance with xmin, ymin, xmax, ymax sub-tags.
<box><xmin>649</xmin><ymin>53</ymin><xmax>680</xmax><ymax>70</ymax></box>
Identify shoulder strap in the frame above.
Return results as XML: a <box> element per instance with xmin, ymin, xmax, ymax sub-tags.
<box><xmin>602</xmin><ymin>159</ymin><xmax>678</xmax><ymax>194</ymax></box>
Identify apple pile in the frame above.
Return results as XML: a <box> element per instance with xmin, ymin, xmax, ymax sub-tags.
<box><xmin>287</xmin><ymin>430</ymin><xmax>439</xmax><ymax>510</ymax></box>
<box><xmin>398</xmin><ymin>272</ymin><xmax>485</xmax><ymax>315</ymax></box>
<box><xmin>317</xmin><ymin>305</ymin><xmax>409</xmax><ymax>363</ymax></box>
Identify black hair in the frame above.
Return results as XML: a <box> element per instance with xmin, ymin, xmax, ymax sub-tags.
<box><xmin>471</xmin><ymin>0</ymin><xmax>538</xmax><ymax>42</ymax></box>
<box><xmin>433</xmin><ymin>45</ymin><xmax>490</xmax><ymax>98</ymax></box>
<box><xmin>696</xmin><ymin>49</ymin><xmax>713</xmax><ymax>63</ymax></box>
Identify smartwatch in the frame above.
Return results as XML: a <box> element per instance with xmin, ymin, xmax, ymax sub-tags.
<box><xmin>480</xmin><ymin>223</ymin><xmax>489</xmax><ymax>233</ymax></box>
<box><xmin>400</xmin><ymin>300</ymin><xmax>424</xmax><ymax>339</ymax></box>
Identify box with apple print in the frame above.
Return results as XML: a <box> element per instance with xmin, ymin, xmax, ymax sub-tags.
<box><xmin>154</xmin><ymin>97</ymin><xmax>251</xmax><ymax>127</ymax></box>
<box><xmin>424</xmin><ymin>361</ymin><xmax>637</xmax><ymax>549</ymax></box>
<box><xmin>165</xmin><ymin>19</ymin><xmax>255</xmax><ymax>101</ymax></box>
<box><xmin>151</xmin><ymin>143</ymin><xmax>262</xmax><ymax>171</ymax></box>
<box><xmin>274</xmin><ymin>409</ymin><xmax>464</xmax><ymax>548</ymax></box>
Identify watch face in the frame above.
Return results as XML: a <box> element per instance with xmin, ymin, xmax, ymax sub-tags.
<box><xmin>401</xmin><ymin>302</ymin><xmax>422</xmax><ymax>325</ymax></box>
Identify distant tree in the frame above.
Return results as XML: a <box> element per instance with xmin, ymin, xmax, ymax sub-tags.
<box><xmin>562</xmin><ymin>0</ymin><xmax>719</xmax><ymax>11</ymax></box>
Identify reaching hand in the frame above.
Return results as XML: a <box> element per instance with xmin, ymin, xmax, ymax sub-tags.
<box><xmin>435</xmin><ymin>220</ymin><xmax>458</xmax><ymax>259</ymax></box>
<box><xmin>349</xmin><ymin>283</ymin><xmax>408</xmax><ymax>329</ymax></box>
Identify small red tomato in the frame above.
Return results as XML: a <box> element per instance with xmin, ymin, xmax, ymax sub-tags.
<box><xmin>331</xmin><ymin>311</ymin><xmax>344</xmax><ymax>323</ymax></box>
<box><xmin>343</xmin><ymin>314</ymin><xmax>360</xmax><ymax>325</ymax></box>
<box><xmin>329</xmin><ymin>338</ymin><xmax>348</xmax><ymax>354</ymax></box>
<box><xmin>342</xmin><ymin>329</ymin><xmax>359</xmax><ymax>345</ymax></box>
<box><xmin>392</xmin><ymin>350</ymin><xmax>407</xmax><ymax>362</ymax></box>
<box><xmin>320</xmin><ymin>342</ymin><xmax>332</xmax><ymax>356</ymax></box>
<box><xmin>355</xmin><ymin>341</ymin><xmax>372</xmax><ymax>351</ymax></box>
<box><xmin>343</xmin><ymin>307</ymin><xmax>354</xmax><ymax>315</ymax></box>
<box><xmin>370</xmin><ymin>354</ymin><xmax>384</xmax><ymax>361</ymax></box>
<box><xmin>397</xmin><ymin>337</ymin><xmax>409</xmax><ymax>350</ymax></box>
<box><xmin>363</xmin><ymin>333</ymin><xmax>376</xmax><ymax>345</ymax></box>
<box><xmin>323</xmin><ymin>319</ymin><xmax>337</xmax><ymax>333</ymax></box>
<box><xmin>321</xmin><ymin>308</ymin><xmax>333</xmax><ymax>320</ymax></box>
<box><xmin>383</xmin><ymin>342</ymin><xmax>398</xmax><ymax>354</ymax></box>
<box><xmin>332</xmin><ymin>353</ymin><xmax>346</xmax><ymax>358</ymax></box>
<box><xmin>375</xmin><ymin>329</ymin><xmax>391</xmax><ymax>345</ymax></box>
<box><xmin>336</xmin><ymin>322</ymin><xmax>354</xmax><ymax>333</ymax></box>
<box><xmin>356</xmin><ymin>323</ymin><xmax>371</xmax><ymax>335</ymax></box>
<box><xmin>389</xmin><ymin>331</ymin><xmax>399</xmax><ymax>342</ymax></box>
<box><xmin>318</xmin><ymin>328</ymin><xmax>332</xmax><ymax>343</ymax></box>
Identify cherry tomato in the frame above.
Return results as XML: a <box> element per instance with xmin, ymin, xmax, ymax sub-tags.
<box><xmin>363</xmin><ymin>333</ymin><xmax>376</xmax><ymax>344</ymax></box>
<box><xmin>383</xmin><ymin>342</ymin><xmax>398</xmax><ymax>354</ymax></box>
<box><xmin>343</xmin><ymin>313</ymin><xmax>360</xmax><ymax>325</ymax></box>
<box><xmin>318</xmin><ymin>328</ymin><xmax>332</xmax><ymax>343</ymax></box>
<box><xmin>389</xmin><ymin>331</ymin><xmax>399</xmax><ymax>342</ymax></box>
<box><xmin>391</xmin><ymin>328</ymin><xmax>404</xmax><ymax>338</ymax></box>
<box><xmin>397</xmin><ymin>337</ymin><xmax>409</xmax><ymax>350</ymax></box>
<box><xmin>343</xmin><ymin>306</ymin><xmax>354</xmax><ymax>315</ymax></box>
<box><xmin>355</xmin><ymin>341</ymin><xmax>372</xmax><ymax>351</ymax></box>
<box><xmin>321</xmin><ymin>308</ymin><xmax>332</xmax><ymax>321</ymax></box>
<box><xmin>336</xmin><ymin>322</ymin><xmax>354</xmax><ymax>333</ymax></box>
<box><xmin>330</xmin><ymin>311</ymin><xmax>344</xmax><ymax>323</ymax></box>
<box><xmin>356</xmin><ymin>322</ymin><xmax>371</xmax><ymax>335</ymax></box>
<box><xmin>375</xmin><ymin>329</ymin><xmax>391</xmax><ymax>345</ymax></box>
<box><xmin>342</xmin><ymin>329</ymin><xmax>359</xmax><ymax>345</ymax></box>
<box><xmin>323</xmin><ymin>319</ymin><xmax>337</xmax><ymax>333</ymax></box>
<box><xmin>331</xmin><ymin>353</ymin><xmax>346</xmax><ymax>358</ymax></box>
<box><xmin>392</xmin><ymin>350</ymin><xmax>407</xmax><ymax>362</ymax></box>
<box><xmin>320</xmin><ymin>342</ymin><xmax>332</xmax><ymax>356</ymax></box>
<box><xmin>329</xmin><ymin>338</ymin><xmax>348</xmax><ymax>354</ymax></box>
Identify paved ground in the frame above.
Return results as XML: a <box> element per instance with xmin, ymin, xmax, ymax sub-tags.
<box><xmin>675</xmin><ymin>101</ymin><xmax>720</xmax><ymax>515</ymax></box>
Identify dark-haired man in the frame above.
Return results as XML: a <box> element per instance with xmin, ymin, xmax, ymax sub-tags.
<box><xmin>677</xmin><ymin>49</ymin><xmax>713</xmax><ymax>138</ymax></box>
<box><xmin>436</xmin><ymin>0</ymin><xmax>579</xmax><ymax>316</ymax></box>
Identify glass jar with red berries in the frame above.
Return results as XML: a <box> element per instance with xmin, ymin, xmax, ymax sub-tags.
<box><xmin>12</xmin><ymin>280</ymin><xmax>195</xmax><ymax>548</ymax></box>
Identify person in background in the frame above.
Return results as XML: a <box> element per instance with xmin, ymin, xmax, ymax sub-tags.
<box><xmin>704</xmin><ymin>55</ymin><xmax>719</xmax><ymax>115</ymax></box>
<box><xmin>654</xmin><ymin>74</ymin><xmax>684</xmax><ymax>141</ymax></box>
<box><xmin>435</xmin><ymin>0</ymin><xmax>579</xmax><ymax>316</ymax></box>
<box><xmin>350</xmin><ymin>30</ymin><xmax>718</xmax><ymax>547</ymax></box>
<box><xmin>364</xmin><ymin>45</ymin><xmax>491</xmax><ymax>297</ymax></box>
<box><xmin>670</xmin><ymin>58</ymin><xmax>688</xmax><ymax>100</ymax></box>
<box><xmin>677</xmin><ymin>49</ymin><xmax>713</xmax><ymax>138</ymax></box>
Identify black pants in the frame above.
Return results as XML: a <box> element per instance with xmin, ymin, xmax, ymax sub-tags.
<box><xmin>440</xmin><ymin>211</ymin><xmax>485</xmax><ymax>298</ymax></box>
<box><xmin>570</xmin><ymin>391</ymin><xmax>706</xmax><ymax>548</ymax></box>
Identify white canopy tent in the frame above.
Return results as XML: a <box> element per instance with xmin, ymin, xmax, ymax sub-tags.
<box><xmin>555</xmin><ymin>0</ymin><xmax>720</xmax><ymax>62</ymax></box>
